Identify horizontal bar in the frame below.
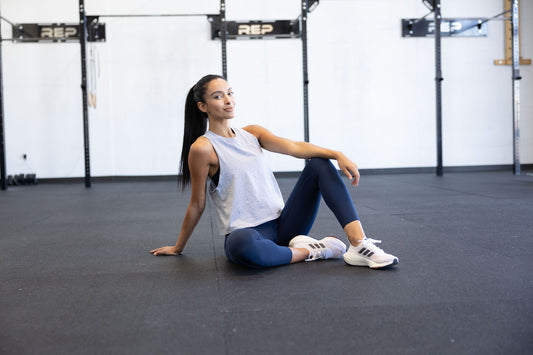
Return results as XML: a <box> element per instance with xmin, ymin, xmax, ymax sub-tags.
<box><xmin>95</xmin><ymin>13</ymin><xmax>213</xmax><ymax>18</ymax></box>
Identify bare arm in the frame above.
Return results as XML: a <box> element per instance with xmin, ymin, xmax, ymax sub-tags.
<box><xmin>243</xmin><ymin>124</ymin><xmax>360</xmax><ymax>186</ymax></box>
<box><xmin>150</xmin><ymin>138</ymin><xmax>212</xmax><ymax>255</ymax></box>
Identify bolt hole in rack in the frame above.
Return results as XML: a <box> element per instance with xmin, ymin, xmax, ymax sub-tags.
<box><xmin>0</xmin><ymin>0</ymin><xmax>319</xmax><ymax>190</ymax></box>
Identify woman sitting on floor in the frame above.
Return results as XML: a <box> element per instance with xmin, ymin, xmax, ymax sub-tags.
<box><xmin>150</xmin><ymin>74</ymin><xmax>398</xmax><ymax>269</ymax></box>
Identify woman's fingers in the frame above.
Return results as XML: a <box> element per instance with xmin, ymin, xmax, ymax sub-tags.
<box><xmin>341</xmin><ymin>162</ymin><xmax>359</xmax><ymax>186</ymax></box>
<box><xmin>150</xmin><ymin>246</ymin><xmax>178</xmax><ymax>256</ymax></box>
<box><xmin>346</xmin><ymin>165</ymin><xmax>360</xmax><ymax>186</ymax></box>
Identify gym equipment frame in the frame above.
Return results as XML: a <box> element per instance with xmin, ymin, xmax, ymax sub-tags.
<box><xmin>0</xmin><ymin>0</ymin><xmax>318</xmax><ymax>190</ymax></box>
<box><xmin>403</xmin><ymin>0</ymin><xmax>528</xmax><ymax>176</ymax></box>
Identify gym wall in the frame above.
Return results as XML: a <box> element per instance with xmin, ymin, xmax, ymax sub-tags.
<box><xmin>1</xmin><ymin>0</ymin><xmax>531</xmax><ymax>178</ymax></box>
<box><xmin>309</xmin><ymin>0</ymin><xmax>532</xmax><ymax>170</ymax></box>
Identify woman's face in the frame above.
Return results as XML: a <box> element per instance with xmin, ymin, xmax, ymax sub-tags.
<box><xmin>198</xmin><ymin>78</ymin><xmax>235</xmax><ymax>121</ymax></box>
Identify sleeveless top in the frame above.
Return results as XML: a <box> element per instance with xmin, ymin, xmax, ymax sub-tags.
<box><xmin>203</xmin><ymin>128</ymin><xmax>285</xmax><ymax>235</ymax></box>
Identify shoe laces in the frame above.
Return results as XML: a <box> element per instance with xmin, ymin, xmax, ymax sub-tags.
<box><xmin>360</xmin><ymin>237</ymin><xmax>384</xmax><ymax>254</ymax></box>
<box><xmin>306</xmin><ymin>248</ymin><xmax>327</xmax><ymax>261</ymax></box>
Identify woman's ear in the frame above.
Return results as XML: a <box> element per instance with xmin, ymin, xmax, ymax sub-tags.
<box><xmin>197</xmin><ymin>102</ymin><xmax>207</xmax><ymax>113</ymax></box>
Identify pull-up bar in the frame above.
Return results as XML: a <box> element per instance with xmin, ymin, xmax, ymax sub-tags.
<box><xmin>96</xmin><ymin>14</ymin><xmax>212</xmax><ymax>18</ymax></box>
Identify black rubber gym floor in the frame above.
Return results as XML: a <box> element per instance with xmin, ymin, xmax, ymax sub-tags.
<box><xmin>1</xmin><ymin>170</ymin><xmax>532</xmax><ymax>354</ymax></box>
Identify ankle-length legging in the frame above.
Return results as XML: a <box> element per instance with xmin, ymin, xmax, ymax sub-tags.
<box><xmin>224</xmin><ymin>157</ymin><xmax>359</xmax><ymax>268</ymax></box>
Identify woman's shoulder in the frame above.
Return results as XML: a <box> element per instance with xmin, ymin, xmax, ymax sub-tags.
<box><xmin>242</xmin><ymin>124</ymin><xmax>267</xmax><ymax>139</ymax></box>
<box><xmin>190</xmin><ymin>136</ymin><xmax>214</xmax><ymax>156</ymax></box>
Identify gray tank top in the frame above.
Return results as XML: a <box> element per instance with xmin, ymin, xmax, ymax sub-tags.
<box><xmin>203</xmin><ymin>128</ymin><xmax>285</xmax><ymax>235</ymax></box>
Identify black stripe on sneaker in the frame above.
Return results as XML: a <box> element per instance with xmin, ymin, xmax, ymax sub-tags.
<box><xmin>358</xmin><ymin>248</ymin><xmax>374</xmax><ymax>257</ymax></box>
<box><xmin>308</xmin><ymin>244</ymin><xmax>317</xmax><ymax>249</ymax></box>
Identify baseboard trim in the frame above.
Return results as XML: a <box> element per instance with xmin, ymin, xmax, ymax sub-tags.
<box><xmin>359</xmin><ymin>164</ymin><xmax>533</xmax><ymax>175</ymax></box>
<box><xmin>33</xmin><ymin>164</ymin><xmax>533</xmax><ymax>184</ymax></box>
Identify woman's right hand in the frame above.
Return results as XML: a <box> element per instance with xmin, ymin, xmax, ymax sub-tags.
<box><xmin>150</xmin><ymin>246</ymin><xmax>182</xmax><ymax>256</ymax></box>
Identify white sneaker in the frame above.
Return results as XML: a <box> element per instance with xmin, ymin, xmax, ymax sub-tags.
<box><xmin>289</xmin><ymin>235</ymin><xmax>347</xmax><ymax>261</ymax></box>
<box><xmin>343</xmin><ymin>237</ymin><xmax>399</xmax><ymax>268</ymax></box>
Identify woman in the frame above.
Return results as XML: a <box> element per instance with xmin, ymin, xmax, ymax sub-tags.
<box><xmin>150</xmin><ymin>74</ymin><xmax>398</xmax><ymax>269</ymax></box>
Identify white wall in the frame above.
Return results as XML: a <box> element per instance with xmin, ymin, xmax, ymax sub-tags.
<box><xmin>310</xmin><ymin>0</ymin><xmax>532</xmax><ymax>169</ymax></box>
<box><xmin>1</xmin><ymin>0</ymin><xmax>531</xmax><ymax>178</ymax></box>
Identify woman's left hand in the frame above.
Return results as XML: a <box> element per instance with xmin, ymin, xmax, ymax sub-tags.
<box><xmin>337</xmin><ymin>153</ymin><xmax>360</xmax><ymax>187</ymax></box>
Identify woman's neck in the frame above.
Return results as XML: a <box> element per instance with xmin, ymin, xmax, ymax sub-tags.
<box><xmin>208</xmin><ymin>121</ymin><xmax>235</xmax><ymax>138</ymax></box>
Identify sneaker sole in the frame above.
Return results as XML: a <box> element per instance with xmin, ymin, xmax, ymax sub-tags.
<box><xmin>343</xmin><ymin>254</ymin><xmax>399</xmax><ymax>269</ymax></box>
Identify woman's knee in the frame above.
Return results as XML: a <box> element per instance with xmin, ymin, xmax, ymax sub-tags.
<box><xmin>224</xmin><ymin>229</ymin><xmax>258</xmax><ymax>264</ymax></box>
<box><xmin>224</xmin><ymin>229</ymin><xmax>291</xmax><ymax>268</ymax></box>
<box><xmin>306</xmin><ymin>157</ymin><xmax>338</xmax><ymax>178</ymax></box>
<box><xmin>307</xmin><ymin>157</ymin><xmax>335</xmax><ymax>171</ymax></box>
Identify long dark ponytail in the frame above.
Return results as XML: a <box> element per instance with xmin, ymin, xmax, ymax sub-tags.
<box><xmin>178</xmin><ymin>74</ymin><xmax>226</xmax><ymax>189</ymax></box>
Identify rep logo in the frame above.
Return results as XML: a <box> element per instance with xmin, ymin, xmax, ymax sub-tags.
<box><xmin>428</xmin><ymin>21</ymin><xmax>462</xmax><ymax>34</ymax></box>
<box><xmin>40</xmin><ymin>26</ymin><xmax>78</xmax><ymax>39</ymax></box>
<box><xmin>238</xmin><ymin>24</ymin><xmax>274</xmax><ymax>36</ymax></box>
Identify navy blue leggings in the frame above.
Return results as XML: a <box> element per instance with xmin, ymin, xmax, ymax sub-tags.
<box><xmin>224</xmin><ymin>158</ymin><xmax>359</xmax><ymax>268</ymax></box>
